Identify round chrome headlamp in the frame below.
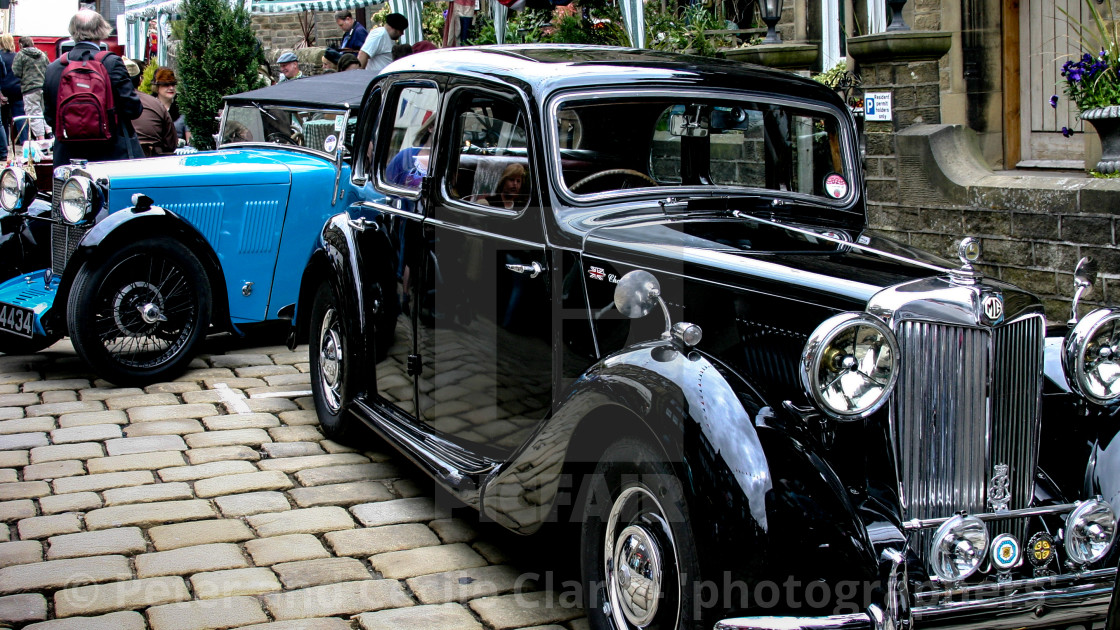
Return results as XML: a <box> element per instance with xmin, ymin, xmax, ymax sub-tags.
<box><xmin>0</xmin><ymin>167</ymin><xmax>33</xmax><ymax>213</ymax></box>
<box><xmin>929</xmin><ymin>515</ymin><xmax>988</xmax><ymax>582</ymax></box>
<box><xmin>1064</xmin><ymin>499</ymin><xmax>1117</xmax><ymax>565</ymax></box>
<box><xmin>800</xmin><ymin>312</ymin><xmax>899</xmax><ymax>420</ymax></box>
<box><xmin>1063</xmin><ymin>308</ymin><xmax>1120</xmax><ymax>404</ymax></box>
<box><xmin>60</xmin><ymin>176</ymin><xmax>98</xmax><ymax>224</ymax></box>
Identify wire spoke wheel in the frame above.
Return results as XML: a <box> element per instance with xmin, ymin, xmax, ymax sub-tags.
<box><xmin>68</xmin><ymin>238</ymin><xmax>210</xmax><ymax>385</ymax></box>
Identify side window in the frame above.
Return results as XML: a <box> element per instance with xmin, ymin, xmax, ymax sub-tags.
<box><xmin>380</xmin><ymin>85</ymin><xmax>440</xmax><ymax>192</ymax></box>
<box><xmin>446</xmin><ymin>93</ymin><xmax>530</xmax><ymax>212</ymax></box>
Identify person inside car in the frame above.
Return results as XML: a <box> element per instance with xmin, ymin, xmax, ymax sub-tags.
<box><xmin>477</xmin><ymin>163</ymin><xmax>528</xmax><ymax>209</ymax></box>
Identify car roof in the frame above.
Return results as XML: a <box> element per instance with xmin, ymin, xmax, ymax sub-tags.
<box><xmin>382</xmin><ymin>45</ymin><xmax>843</xmax><ymax>106</ymax></box>
<box><xmin>223</xmin><ymin>72</ymin><xmax>376</xmax><ymax>110</ymax></box>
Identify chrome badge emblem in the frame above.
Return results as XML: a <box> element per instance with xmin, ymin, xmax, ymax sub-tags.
<box><xmin>982</xmin><ymin>294</ymin><xmax>1004</xmax><ymax>322</ymax></box>
<box><xmin>990</xmin><ymin>533</ymin><xmax>1020</xmax><ymax>571</ymax></box>
<box><xmin>987</xmin><ymin>463</ymin><xmax>1011</xmax><ymax>512</ymax></box>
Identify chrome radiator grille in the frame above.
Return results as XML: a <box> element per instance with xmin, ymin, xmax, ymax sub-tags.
<box><xmin>893</xmin><ymin>316</ymin><xmax>1045</xmax><ymax>550</ymax></box>
<box><xmin>50</xmin><ymin>174</ymin><xmax>90</xmax><ymax>275</ymax></box>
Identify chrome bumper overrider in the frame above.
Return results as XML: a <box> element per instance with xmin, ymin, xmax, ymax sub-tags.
<box><xmin>714</xmin><ymin>567</ymin><xmax>1116</xmax><ymax>630</ymax></box>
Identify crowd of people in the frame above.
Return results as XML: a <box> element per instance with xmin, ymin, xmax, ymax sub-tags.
<box><xmin>6</xmin><ymin>6</ymin><xmax>457</xmax><ymax>169</ymax></box>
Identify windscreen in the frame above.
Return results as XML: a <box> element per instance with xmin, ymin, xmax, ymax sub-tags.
<box><xmin>552</xmin><ymin>95</ymin><xmax>853</xmax><ymax>202</ymax></box>
<box><xmin>221</xmin><ymin>105</ymin><xmax>358</xmax><ymax>156</ymax></box>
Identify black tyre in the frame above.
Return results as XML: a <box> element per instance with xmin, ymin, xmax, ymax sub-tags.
<box><xmin>580</xmin><ymin>438</ymin><xmax>702</xmax><ymax>630</ymax></box>
<box><xmin>0</xmin><ymin>332</ymin><xmax>61</xmax><ymax>356</ymax></box>
<box><xmin>67</xmin><ymin>238</ymin><xmax>211</xmax><ymax>386</ymax></box>
<box><xmin>309</xmin><ymin>281</ymin><xmax>362</xmax><ymax>444</ymax></box>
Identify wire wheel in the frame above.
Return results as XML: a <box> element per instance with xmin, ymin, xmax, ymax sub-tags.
<box><xmin>68</xmin><ymin>238</ymin><xmax>210</xmax><ymax>385</ymax></box>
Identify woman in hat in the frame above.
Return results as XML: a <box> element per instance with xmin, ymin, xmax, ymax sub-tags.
<box><xmin>149</xmin><ymin>67</ymin><xmax>188</xmax><ymax>144</ymax></box>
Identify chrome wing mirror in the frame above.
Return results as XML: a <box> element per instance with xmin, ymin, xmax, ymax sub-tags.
<box><xmin>614</xmin><ymin>270</ymin><xmax>703</xmax><ymax>348</ymax></box>
<box><xmin>1069</xmin><ymin>257</ymin><xmax>1098</xmax><ymax>326</ymax></box>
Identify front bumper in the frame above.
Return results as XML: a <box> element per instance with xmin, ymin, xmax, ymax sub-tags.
<box><xmin>0</xmin><ymin>270</ymin><xmax>60</xmax><ymax>337</ymax></box>
<box><xmin>715</xmin><ymin>567</ymin><xmax>1116</xmax><ymax>630</ymax></box>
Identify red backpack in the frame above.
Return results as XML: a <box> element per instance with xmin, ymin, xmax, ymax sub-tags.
<box><xmin>56</xmin><ymin>50</ymin><xmax>116</xmax><ymax>142</ymax></box>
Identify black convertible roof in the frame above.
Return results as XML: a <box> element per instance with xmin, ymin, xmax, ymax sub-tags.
<box><xmin>223</xmin><ymin>72</ymin><xmax>375</xmax><ymax>110</ymax></box>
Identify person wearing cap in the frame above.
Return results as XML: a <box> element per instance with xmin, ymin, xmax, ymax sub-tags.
<box><xmin>322</xmin><ymin>47</ymin><xmax>343</xmax><ymax>73</ymax></box>
<box><xmin>358</xmin><ymin>13</ymin><xmax>407</xmax><ymax>74</ymax></box>
<box><xmin>277</xmin><ymin>51</ymin><xmax>302</xmax><ymax>82</ymax></box>
<box><xmin>128</xmin><ymin>60</ymin><xmax>176</xmax><ymax>156</ymax></box>
<box><xmin>12</xmin><ymin>36</ymin><xmax>51</xmax><ymax>141</ymax></box>
<box><xmin>335</xmin><ymin>10</ymin><xmax>367</xmax><ymax>52</ymax></box>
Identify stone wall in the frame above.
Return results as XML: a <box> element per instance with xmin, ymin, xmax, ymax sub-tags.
<box><xmin>252</xmin><ymin>11</ymin><xmax>345</xmax><ymax>54</ymax></box>
<box><xmin>867</xmin><ymin>123</ymin><xmax>1120</xmax><ymax>323</ymax></box>
<box><xmin>853</xmin><ymin>35</ymin><xmax>1120</xmax><ymax>324</ymax></box>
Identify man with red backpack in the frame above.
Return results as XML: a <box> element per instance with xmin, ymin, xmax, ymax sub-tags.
<box><xmin>43</xmin><ymin>10</ymin><xmax>143</xmax><ymax>167</ymax></box>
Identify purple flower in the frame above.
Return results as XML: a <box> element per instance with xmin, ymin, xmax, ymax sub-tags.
<box><xmin>1069</xmin><ymin>68</ymin><xmax>1084</xmax><ymax>82</ymax></box>
<box><xmin>1062</xmin><ymin>127</ymin><xmax>1073</xmax><ymax>138</ymax></box>
<box><xmin>1050</xmin><ymin>94</ymin><xmax>1059</xmax><ymax>108</ymax></box>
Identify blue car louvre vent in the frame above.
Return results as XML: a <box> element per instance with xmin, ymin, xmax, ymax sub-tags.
<box><xmin>239</xmin><ymin>200</ymin><xmax>280</xmax><ymax>254</ymax></box>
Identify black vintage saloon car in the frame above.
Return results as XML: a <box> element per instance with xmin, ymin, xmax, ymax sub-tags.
<box><xmin>291</xmin><ymin>46</ymin><xmax>1119</xmax><ymax>629</ymax></box>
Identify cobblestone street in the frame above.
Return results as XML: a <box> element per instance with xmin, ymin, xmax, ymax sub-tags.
<box><xmin>0</xmin><ymin>335</ymin><xmax>587</xmax><ymax>629</ymax></box>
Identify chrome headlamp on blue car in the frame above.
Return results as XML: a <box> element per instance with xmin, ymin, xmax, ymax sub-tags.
<box><xmin>58</xmin><ymin>175</ymin><xmax>101</xmax><ymax>225</ymax></box>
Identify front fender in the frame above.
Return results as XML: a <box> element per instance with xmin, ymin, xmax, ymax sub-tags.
<box><xmin>51</xmin><ymin>205</ymin><xmax>228</xmax><ymax>330</ymax></box>
<box><xmin>480</xmin><ymin>339</ymin><xmax>878</xmax><ymax>610</ymax></box>
<box><xmin>305</xmin><ymin>211</ymin><xmax>399</xmax><ymax>400</ymax></box>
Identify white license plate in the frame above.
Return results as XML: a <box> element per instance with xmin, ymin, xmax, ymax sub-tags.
<box><xmin>0</xmin><ymin>303</ymin><xmax>35</xmax><ymax>339</ymax></box>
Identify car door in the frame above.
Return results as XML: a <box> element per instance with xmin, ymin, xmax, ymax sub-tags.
<box><xmin>415</xmin><ymin>82</ymin><xmax>552</xmax><ymax>457</ymax></box>
<box><xmin>362</xmin><ymin>79</ymin><xmax>441</xmax><ymax>419</ymax></box>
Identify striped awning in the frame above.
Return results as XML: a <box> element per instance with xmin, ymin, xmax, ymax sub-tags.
<box><xmin>122</xmin><ymin>0</ymin><xmax>182</xmax><ymax>17</ymax></box>
<box><xmin>252</xmin><ymin>0</ymin><xmax>376</xmax><ymax>13</ymax></box>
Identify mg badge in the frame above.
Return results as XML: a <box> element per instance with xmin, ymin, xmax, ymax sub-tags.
<box><xmin>987</xmin><ymin>463</ymin><xmax>1011</xmax><ymax>512</ymax></box>
<box><xmin>982</xmin><ymin>294</ymin><xmax>1004</xmax><ymax>323</ymax></box>
<box><xmin>990</xmin><ymin>533</ymin><xmax>1021</xmax><ymax>571</ymax></box>
<box><xmin>1027</xmin><ymin>532</ymin><xmax>1056</xmax><ymax>571</ymax></box>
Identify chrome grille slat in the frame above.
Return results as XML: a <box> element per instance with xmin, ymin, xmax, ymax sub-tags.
<box><xmin>894</xmin><ymin>316</ymin><xmax>1044</xmax><ymax>556</ymax></box>
<box><xmin>50</xmin><ymin>171</ymin><xmax>91</xmax><ymax>275</ymax></box>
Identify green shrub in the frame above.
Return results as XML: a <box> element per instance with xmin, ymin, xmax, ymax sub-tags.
<box><xmin>178</xmin><ymin>0</ymin><xmax>264</xmax><ymax>150</ymax></box>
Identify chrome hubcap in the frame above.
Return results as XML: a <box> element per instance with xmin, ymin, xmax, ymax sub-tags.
<box><xmin>113</xmin><ymin>281</ymin><xmax>164</xmax><ymax>336</ymax></box>
<box><xmin>140</xmin><ymin>302</ymin><xmax>164</xmax><ymax>325</ymax></box>
<box><xmin>317</xmin><ymin>307</ymin><xmax>343</xmax><ymax>413</ymax></box>
<box><xmin>605</xmin><ymin>486</ymin><xmax>673</xmax><ymax>629</ymax></box>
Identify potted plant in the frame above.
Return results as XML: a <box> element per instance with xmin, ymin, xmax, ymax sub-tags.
<box><xmin>1057</xmin><ymin>0</ymin><xmax>1120</xmax><ymax>174</ymax></box>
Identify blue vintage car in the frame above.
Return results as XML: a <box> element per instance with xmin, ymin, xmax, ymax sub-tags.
<box><xmin>0</xmin><ymin>72</ymin><xmax>374</xmax><ymax>384</ymax></box>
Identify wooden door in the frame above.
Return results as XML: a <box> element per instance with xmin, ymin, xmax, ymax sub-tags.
<box><xmin>1019</xmin><ymin>0</ymin><xmax>1087</xmax><ymax>166</ymax></box>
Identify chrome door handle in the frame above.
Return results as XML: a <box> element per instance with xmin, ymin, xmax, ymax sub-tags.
<box><xmin>505</xmin><ymin>261</ymin><xmax>544</xmax><ymax>278</ymax></box>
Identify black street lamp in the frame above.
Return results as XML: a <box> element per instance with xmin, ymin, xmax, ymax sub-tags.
<box><xmin>886</xmin><ymin>0</ymin><xmax>910</xmax><ymax>31</ymax></box>
<box><xmin>759</xmin><ymin>0</ymin><xmax>783</xmax><ymax>44</ymax></box>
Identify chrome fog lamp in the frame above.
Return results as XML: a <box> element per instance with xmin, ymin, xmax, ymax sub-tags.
<box><xmin>0</xmin><ymin>167</ymin><xmax>34</xmax><ymax>213</ymax></box>
<box><xmin>1065</xmin><ymin>499</ymin><xmax>1117</xmax><ymax>565</ymax></box>
<box><xmin>929</xmin><ymin>515</ymin><xmax>988</xmax><ymax>582</ymax></box>
<box><xmin>60</xmin><ymin>176</ymin><xmax>99</xmax><ymax>225</ymax></box>
<box><xmin>1063</xmin><ymin>308</ymin><xmax>1120</xmax><ymax>404</ymax></box>
<box><xmin>800</xmin><ymin>312</ymin><xmax>899</xmax><ymax>420</ymax></box>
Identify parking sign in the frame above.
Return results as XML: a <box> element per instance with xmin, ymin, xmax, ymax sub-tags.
<box><xmin>865</xmin><ymin>92</ymin><xmax>892</xmax><ymax>121</ymax></box>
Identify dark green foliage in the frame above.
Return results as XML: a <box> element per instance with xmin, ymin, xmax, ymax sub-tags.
<box><xmin>178</xmin><ymin>0</ymin><xmax>264</xmax><ymax>150</ymax></box>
